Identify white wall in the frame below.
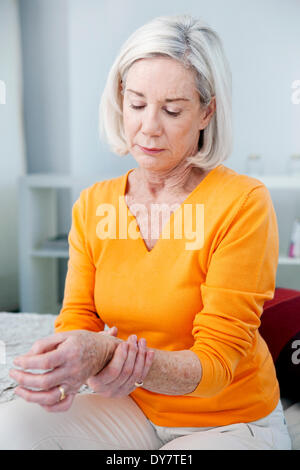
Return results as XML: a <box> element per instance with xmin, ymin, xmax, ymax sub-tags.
<box><xmin>18</xmin><ymin>0</ymin><xmax>70</xmax><ymax>174</ymax></box>
<box><xmin>17</xmin><ymin>0</ymin><xmax>300</xmax><ymax>177</ymax></box>
<box><xmin>68</xmin><ymin>0</ymin><xmax>300</xmax><ymax>178</ymax></box>
<box><xmin>0</xmin><ymin>0</ymin><xmax>26</xmax><ymax>310</ymax></box>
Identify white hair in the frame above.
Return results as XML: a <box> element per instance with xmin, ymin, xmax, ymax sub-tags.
<box><xmin>99</xmin><ymin>14</ymin><xmax>233</xmax><ymax>170</ymax></box>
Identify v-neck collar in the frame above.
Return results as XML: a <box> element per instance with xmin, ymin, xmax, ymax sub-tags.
<box><xmin>120</xmin><ymin>164</ymin><xmax>223</xmax><ymax>254</ymax></box>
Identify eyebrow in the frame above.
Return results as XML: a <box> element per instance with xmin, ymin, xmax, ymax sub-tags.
<box><xmin>126</xmin><ymin>89</ymin><xmax>190</xmax><ymax>102</ymax></box>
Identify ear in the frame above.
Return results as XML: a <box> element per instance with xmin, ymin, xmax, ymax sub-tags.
<box><xmin>119</xmin><ymin>79</ymin><xmax>124</xmax><ymax>96</ymax></box>
<box><xmin>199</xmin><ymin>96</ymin><xmax>216</xmax><ymax>130</ymax></box>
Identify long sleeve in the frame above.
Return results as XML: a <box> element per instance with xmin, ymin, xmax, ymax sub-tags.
<box><xmin>185</xmin><ymin>185</ymin><xmax>279</xmax><ymax>397</ymax></box>
<box><xmin>54</xmin><ymin>189</ymin><xmax>105</xmax><ymax>333</ymax></box>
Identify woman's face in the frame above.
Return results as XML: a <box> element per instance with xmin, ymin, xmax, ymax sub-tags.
<box><xmin>122</xmin><ymin>56</ymin><xmax>215</xmax><ymax>172</ymax></box>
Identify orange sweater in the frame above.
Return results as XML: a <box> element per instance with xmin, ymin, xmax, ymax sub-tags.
<box><xmin>55</xmin><ymin>164</ymin><xmax>280</xmax><ymax>427</ymax></box>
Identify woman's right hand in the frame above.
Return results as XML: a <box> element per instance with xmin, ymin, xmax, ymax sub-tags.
<box><xmin>87</xmin><ymin>327</ymin><xmax>155</xmax><ymax>398</ymax></box>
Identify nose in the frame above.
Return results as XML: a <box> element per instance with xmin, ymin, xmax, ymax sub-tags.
<box><xmin>141</xmin><ymin>106</ymin><xmax>163</xmax><ymax>137</ymax></box>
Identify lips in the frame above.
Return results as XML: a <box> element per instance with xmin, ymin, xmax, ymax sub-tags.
<box><xmin>140</xmin><ymin>146</ymin><xmax>163</xmax><ymax>151</ymax></box>
<box><xmin>138</xmin><ymin>145</ymin><xmax>165</xmax><ymax>155</ymax></box>
<box><xmin>142</xmin><ymin>147</ymin><xmax>162</xmax><ymax>151</ymax></box>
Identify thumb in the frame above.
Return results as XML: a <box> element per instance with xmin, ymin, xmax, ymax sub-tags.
<box><xmin>108</xmin><ymin>326</ymin><xmax>118</xmax><ymax>336</ymax></box>
<box><xmin>27</xmin><ymin>333</ymin><xmax>66</xmax><ymax>355</ymax></box>
<box><xmin>102</xmin><ymin>326</ymin><xmax>118</xmax><ymax>336</ymax></box>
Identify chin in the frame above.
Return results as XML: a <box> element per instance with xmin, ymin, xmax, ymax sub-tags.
<box><xmin>132</xmin><ymin>152</ymin><xmax>162</xmax><ymax>167</ymax></box>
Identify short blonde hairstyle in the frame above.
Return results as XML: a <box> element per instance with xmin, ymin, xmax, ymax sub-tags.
<box><xmin>99</xmin><ymin>14</ymin><xmax>232</xmax><ymax>170</ymax></box>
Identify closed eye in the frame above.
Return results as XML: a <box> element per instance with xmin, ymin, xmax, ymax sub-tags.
<box><xmin>129</xmin><ymin>104</ymin><xmax>181</xmax><ymax>117</ymax></box>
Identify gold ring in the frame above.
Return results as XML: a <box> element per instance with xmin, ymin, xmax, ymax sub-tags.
<box><xmin>134</xmin><ymin>381</ymin><xmax>144</xmax><ymax>388</ymax></box>
<box><xmin>59</xmin><ymin>385</ymin><xmax>66</xmax><ymax>401</ymax></box>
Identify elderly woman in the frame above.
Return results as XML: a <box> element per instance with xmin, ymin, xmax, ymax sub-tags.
<box><xmin>1</xmin><ymin>14</ymin><xmax>291</xmax><ymax>450</ymax></box>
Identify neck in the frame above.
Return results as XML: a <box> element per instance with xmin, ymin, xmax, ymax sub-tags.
<box><xmin>135</xmin><ymin>161</ymin><xmax>203</xmax><ymax>199</ymax></box>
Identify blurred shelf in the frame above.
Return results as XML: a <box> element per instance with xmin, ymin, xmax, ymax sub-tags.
<box><xmin>248</xmin><ymin>174</ymin><xmax>300</xmax><ymax>189</ymax></box>
<box><xmin>18</xmin><ymin>174</ymin><xmax>99</xmax><ymax>314</ymax></box>
<box><xmin>278</xmin><ymin>256</ymin><xmax>300</xmax><ymax>265</ymax></box>
<box><xmin>20</xmin><ymin>173</ymin><xmax>98</xmax><ymax>189</ymax></box>
<box><xmin>30</xmin><ymin>248</ymin><xmax>69</xmax><ymax>259</ymax></box>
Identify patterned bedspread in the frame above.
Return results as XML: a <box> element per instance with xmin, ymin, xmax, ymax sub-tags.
<box><xmin>0</xmin><ymin>312</ymin><xmax>91</xmax><ymax>404</ymax></box>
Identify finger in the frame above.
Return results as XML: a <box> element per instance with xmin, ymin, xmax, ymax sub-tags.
<box><xmin>14</xmin><ymin>384</ymin><xmax>68</xmax><ymax>407</ymax></box>
<box><xmin>119</xmin><ymin>338</ymin><xmax>148</xmax><ymax>390</ymax></box>
<box><xmin>90</xmin><ymin>335</ymin><xmax>137</xmax><ymax>388</ymax></box>
<box><xmin>95</xmin><ymin>336</ymin><xmax>139</xmax><ymax>397</ymax></box>
<box><xmin>100</xmin><ymin>326</ymin><xmax>118</xmax><ymax>337</ymax></box>
<box><xmin>108</xmin><ymin>326</ymin><xmax>118</xmax><ymax>336</ymax></box>
<box><xmin>125</xmin><ymin>337</ymin><xmax>147</xmax><ymax>385</ymax></box>
<box><xmin>111</xmin><ymin>340</ymin><xmax>149</xmax><ymax>397</ymax></box>
<box><xmin>12</xmin><ymin>347</ymin><xmax>64</xmax><ymax>371</ymax></box>
<box><xmin>42</xmin><ymin>393</ymin><xmax>75</xmax><ymax>413</ymax></box>
<box><xmin>89</xmin><ymin>339</ymin><xmax>130</xmax><ymax>387</ymax></box>
<box><xmin>116</xmin><ymin>335</ymin><xmax>139</xmax><ymax>385</ymax></box>
<box><xmin>20</xmin><ymin>333</ymin><xmax>66</xmax><ymax>357</ymax></box>
<box><xmin>9</xmin><ymin>365</ymin><xmax>69</xmax><ymax>391</ymax></box>
<box><xmin>13</xmin><ymin>334</ymin><xmax>67</xmax><ymax>368</ymax></box>
<box><xmin>141</xmin><ymin>349</ymin><xmax>155</xmax><ymax>382</ymax></box>
<box><xmin>129</xmin><ymin>347</ymin><xmax>155</xmax><ymax>389</ymax></box>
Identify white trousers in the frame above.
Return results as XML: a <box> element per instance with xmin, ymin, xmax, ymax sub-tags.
<box><xmin>0</xmin><ymin>394</ymin><xmax>291</xmax><ymax>450</ymax></box>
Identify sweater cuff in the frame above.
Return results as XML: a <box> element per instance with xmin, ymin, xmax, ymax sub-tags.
<box><xmin>184</xmin><ymin>349</ymin><xmax>229</xmax><ymax>398</ymax></box>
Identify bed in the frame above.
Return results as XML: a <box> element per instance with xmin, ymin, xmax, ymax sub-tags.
<box><xmin>0</xmin><ymin>310</ymin><xmax>299</xmax><ymax>449</ymax></box>
<box><xmin>0</xmin><ymin>312</ymin><xmax>92</xmax><ymax>405</ymax></box>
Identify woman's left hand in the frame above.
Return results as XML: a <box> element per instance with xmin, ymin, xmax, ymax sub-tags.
<box><xmin>87</xmin><ymin>330</ymin><xmax>155</xmax><ymax>398</ymax></box>
<box><xmin>9</xmin><ymin>329</ymin><xmax>119</xmax><ymax>412</ymax></box>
